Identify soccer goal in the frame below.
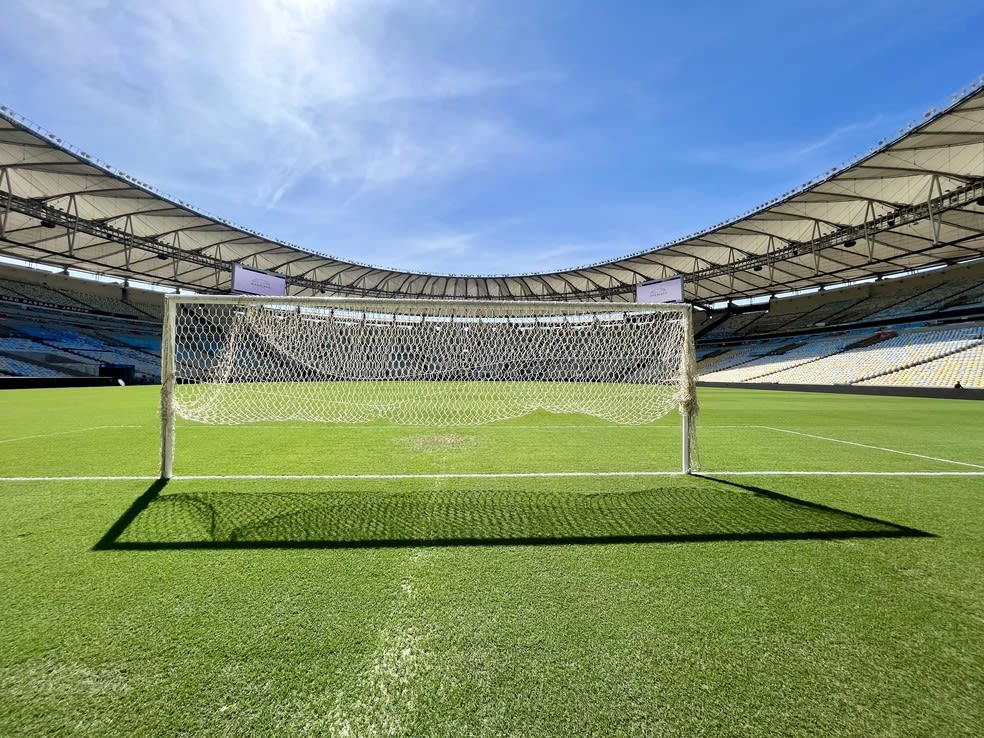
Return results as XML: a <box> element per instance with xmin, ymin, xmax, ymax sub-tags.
<box><xmin>159</xmin><ymin>296</ymin><xmax>698</xmax><ymax>478</ymax></box>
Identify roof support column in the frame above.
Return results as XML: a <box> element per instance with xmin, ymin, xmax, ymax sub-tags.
<box><xmin>122</xmin><ymin>214</ymin><xmax>134</xmax><ymax>269</ymax></box>
<box><xmin>214</xmin><ymin>244</ymin><xmax>223</xmax><ymax>289</ymax></box>
<box><xmin>811</xmin><ymin>220</ymin><xmax>823</xmax><ymax>275</ymax></box>
<box><xmin>767</xmin><ymin>236</ymin><xmax>776</xmax><ymax>282</ymax></box>
<box><xmin>66</xmin><ymin>194</ymin><xmax>79</xmax><ymax>256</ymax></box>
<box><xmin>168</xmin><ymin>232</ymin><xmax>182</xmax><ymax>281</ymax></box>
<box><xmin>926</xmin><ymin>175</ymin><xmax>944</xmax><ymax>245</ymax></box>
<box><xmin>0</xmin><ymin>168</ymin><xmax>10</xmax><ymax>239</ymax></box>
<box><xmin>864</xmin><ymin>200</ymin><xmax>877</xmax><ymax>262</ymax></box>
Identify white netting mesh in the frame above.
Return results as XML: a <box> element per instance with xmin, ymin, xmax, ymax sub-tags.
<box><xmin>165</xmin><ymin>298</ymin><xmax>695</xmax><ymax>427</ymax></box>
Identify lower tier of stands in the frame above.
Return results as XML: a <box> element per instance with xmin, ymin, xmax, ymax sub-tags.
<box><xmin>0</xmin><ymin>305</ymin><xmax>162</xmax><ymax>384</ymax></box>
<box><xmin>699</xmin><ymin>322</ymin><xmax>984</xmax><ymax>389</ymax></box>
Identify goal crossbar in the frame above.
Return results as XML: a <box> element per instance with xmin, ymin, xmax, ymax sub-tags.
<box><xmin>160</xmin><ymin>296</ymin><xmax>698</xmax><ymax>478</ymax></box>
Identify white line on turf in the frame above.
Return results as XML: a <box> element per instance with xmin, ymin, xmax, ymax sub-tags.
<box><xmin>177</xmin><ymin>424</ymin><xmax>681</xmax><ymax>430</ymax></box>
<box><xmin>693</xmin><ymin>471</ymin><xmax>984</xmax><ymax>477</ymax></box>
<box><xmin>0</xmin><ymin>425</ymin><xmax>145</xmax><ymax>445</ymax></box>
<box><xmin>760</xmin><ymin>426</ymin><xmax>984</xmax><ymax>469</ymax></box>
<box><xmin>0</xmin><ymin>476</ymin><xmax>158</xmax><ymax>482</ymax></box>
<box><xmin>5</xmin><ymin>471</ymin><xmax>983</xmax><ymax>482</ymax></box>
<box><xmin>186</xmin><ymin>471</ymin><xmax>984</xmax><ymax>479</ymax></box>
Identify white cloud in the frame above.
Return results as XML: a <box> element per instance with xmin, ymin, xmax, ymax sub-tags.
<box><xmin>689</xmin><ymin>114</ymin><xmax>889</xmax><ymax>177</ymax></box>
<box><xmin>4</xmin><ymin>0</ymin><xmax>554</xmax><ymax>202</ymax></box>
<box><xmin>0</xmin><ymin>0</ymin><xmax>597</xmax><ymax>273</ymax></box>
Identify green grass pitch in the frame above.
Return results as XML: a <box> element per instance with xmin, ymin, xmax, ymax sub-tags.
<box><xmin>1</xmin><ymin>385</ymin><xmax>982</xmax><ymax>736</ymax></box>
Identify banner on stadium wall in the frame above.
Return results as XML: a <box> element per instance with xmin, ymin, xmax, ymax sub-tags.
<box><xmin>636</xmin><ymin>276</ymin><xmax>683</xmax><ymax>304</ymax></box>
<box><xmin>232</xmin><ymin>264</ymin><xmax>287</xmax><ymax>297</ymax></box>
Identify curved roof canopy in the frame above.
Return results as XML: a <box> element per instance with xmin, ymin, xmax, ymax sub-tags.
<box><xmin>2</xmin><ymin>85</ymin><xmax>983</xmax><ymax>306</ymax></box>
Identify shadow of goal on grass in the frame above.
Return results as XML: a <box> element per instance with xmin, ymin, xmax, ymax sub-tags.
<box><xmin>93</xmin><ymin>477</ymin><xmax>932</xmax><ymax>550</ymax></box>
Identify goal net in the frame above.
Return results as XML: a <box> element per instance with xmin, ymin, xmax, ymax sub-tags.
<box><xmin>160</xmin><ymin>296</ymin><xmax>698</xmax><ymax>477</ymax></box>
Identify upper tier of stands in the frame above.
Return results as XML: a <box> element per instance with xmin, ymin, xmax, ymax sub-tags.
<box><xmin>701</xmin><ymin>261</ymin><xmax>984</xmax><ymax>341</ymax></box>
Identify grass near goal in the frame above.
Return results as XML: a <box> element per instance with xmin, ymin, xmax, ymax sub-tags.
<box><xmin>1</xmin><ymin>386</ymin><xmax>982</xmax><ymax>736</ymax></box>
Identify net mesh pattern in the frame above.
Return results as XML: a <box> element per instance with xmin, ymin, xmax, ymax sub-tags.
<box><xmin>166</xmin><ymin>298</ymin><xmax>694</xmax><ymax>427</ymax></box>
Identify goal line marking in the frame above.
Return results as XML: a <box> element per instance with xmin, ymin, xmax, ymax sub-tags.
<box><xmin>2</xmin><ymin>471</ymin><xmax>983</xmax><ymax>482</ymax></box>
<box><xmin>694</xmin><ymin>471</ymin><xmax>984</xmax><ymax>477</ymax></box>
<box><xmin>0</xmin><ymin>476</ymin><xmax>159</xmax><ymax>482</ymax></box>
<box><xmin>172</xmin><ymin>422</ymin><xmax>792</xmax><ymax>430</ymax></box>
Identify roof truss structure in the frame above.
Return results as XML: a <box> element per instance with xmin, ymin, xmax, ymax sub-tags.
<box><xmin>2</xmin><ymin>85</ymin><xmax>983</xmax><ymax>307</ymax></box>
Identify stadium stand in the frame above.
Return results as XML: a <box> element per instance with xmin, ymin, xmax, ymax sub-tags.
<box><xmin>730</xmin><ymin>325</ymin><xmax>983</xmax><ymax>387</ymax></box>
<box><xmin>696</xmin><ymin>260</ymin><xmax>984</xmax><ymax>390</ymax></box>
<box><xmin>780</xmin><ymin>297</ymin><xmax>865</xmax><ymax>331</ymax></box>
<box><xmin>859</xmin><ymin>343</ymin><xmax>984</xmax><ymax>388</ymax></box>
<box><xmin>0</xmin><ymin>277</ymin><xmax>92</xmax><ymax>310</ymax></box>
<box><xmin>0</xmin><ymin>354</ymin><xmax>64</xmax><ymax>378</ymax></box>
<box><xmin>0</xmin><ymin>264</ymin><xmax>163</xmax><ymax>383</ymax></box>
<box><xmin>1</xmin><ymin>258</ymin><xmax>982</xmax><ymax>391</ymax></box>
<box><xmin>699</xmin><ymin>311</ymin><xmax>767</xmax><ymax>340</ymax></box>
<box><xmin>699</xmin><ymin>333</ymin><xmax>866</xmax><ymax>384</ymax></box>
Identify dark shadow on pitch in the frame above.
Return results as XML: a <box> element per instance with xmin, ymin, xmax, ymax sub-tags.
<box><xmin>92</xmin><ymin>479</ymin><xmax>169</xmax><ymax>550</ymax></box>
<box><xmin>697</xmin><ymin>475</ymin><xmax>934</xmax><ymax>540</ymax></box>
<box><xmin>93</xmin><ymin>478</ymin><xmax>933</xmax><ymax>551</ymax></box>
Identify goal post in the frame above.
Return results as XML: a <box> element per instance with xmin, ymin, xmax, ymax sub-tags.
<box><xmin>159</xmin><ymin>296</ymin><xmax>698</xmax><ymax>478</ymax></box>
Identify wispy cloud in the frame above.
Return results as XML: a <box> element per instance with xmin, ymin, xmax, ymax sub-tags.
<box><xmin>689</xmin><ymin>114</ymin><xmax>888</xmax><ymax>176</ymax></box>
<box><xmin>4</xmin><ymin>0</ymin><xmax>557</xmax><ymax>209</ymax></box>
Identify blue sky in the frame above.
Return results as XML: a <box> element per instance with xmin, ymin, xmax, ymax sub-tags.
<box><xmin>1</xmin><ymin>0</ymin><xmax>981</xmax><ymax>277</ymax></box>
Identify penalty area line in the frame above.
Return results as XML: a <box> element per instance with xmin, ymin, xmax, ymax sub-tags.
<box><xmin>0</xmin><ymin>425</ymin><xmax>145</xmax><ymax>445</ymax></box>
<box><xmin>761</xmin><ymin>426</ymin><xmax>984</xmax><ymax>469</ymax></box>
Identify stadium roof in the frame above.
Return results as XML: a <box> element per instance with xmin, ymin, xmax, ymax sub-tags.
<box><xmin>2</xmin><ymin>84</ymin><xmax>983</xmax><ymax>307</ymax></box>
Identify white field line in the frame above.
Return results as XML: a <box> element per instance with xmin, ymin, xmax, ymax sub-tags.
<box><xmin>3</xmin><ymin>471</ymin><xmax>984</xmax><ymax>483</ymax></box>
<box><xmin>0</xmin><ymin>476</ymin><xmax>158</xmax><ymax>482</ymax></box>
<box><xmin>759</xmin><ymin>425</ymin><xmax>984</xmax><ymax>470</ymax></box>
<box><xmin>2</xmin><ymin>424</ymin><xmax>980</xmax><ymax>481</ymax></box>
<box><xmin>694</xmin><ymin>471</ymin><xmax>984</xmax><ymax>477</ymax></box>
<box><xmin>176</xmin><ymin>424</ymin><xmax>682</xmax><ymax>430</ymax></box>
<box><xmin>0</xmin><ymin>425</ymin><xmax>144</xmax><ymax>445</ymax></box>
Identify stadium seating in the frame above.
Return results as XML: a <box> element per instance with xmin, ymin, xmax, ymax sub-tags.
<box><xmin>859</xmin><ymin>345</ymin><xmax>984</xmax><ymax>388</ymax></box>
<box><xmin>0</xmin><ymin>354</ymin><xmax>64</xmax><ymax>378</ymax></box>
<box><xmin>699</xmin><ymin>333</ymin><xmax>864</xmax><ymax>383</ymax></box>
<box><xmin>780</xmin><ymin>297</ymin><xmax>863</xmax><ymax>331</ymax></box>
<box><xmin>862</xmin><ymin>278</ymin><xmax>984</xmax><ymax>322</ymax></box>
<box><xmin>0</xmin><ymin>267</ymin><xmax>163</xmax><ymax>382</ymax></box>
<box><xmin>701</xmin><ymin>324</ymin><xmax>984</xmax><ymax>389</ymax></box>
<box><xmin>0</xmin><ymin>335</ymin><xmax>100</xmax><ymax>373</ymax></box>
<box><xmin>0</xmin><ymin>278</ymin><xmax>91</xmax><ymax>310</ymax></box>
<box><xmin>62</xmin><ymin>288</ymin><xmax>150</xmax><ymax>318</ymax></box>
<box><xmin>1</xmin><ymin>259</ymin><xmax>981</xmax><ymax>391</ymax></box>
<box><xmin>700</xmin><ymin>311</ymin><xmax>766</xmax><ymax>339</ymax></box>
